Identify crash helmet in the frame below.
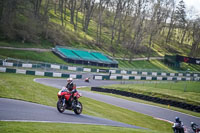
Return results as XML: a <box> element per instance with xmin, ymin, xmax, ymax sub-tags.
<box><xmin>67</xmin><ymin>78</ymin><xmax>73</xmax><ymax>83</ymax></box>
<box><xmin>175</xmin><ymin>117</ymin><xmax>180</xmax><ymax>122</ymax></box>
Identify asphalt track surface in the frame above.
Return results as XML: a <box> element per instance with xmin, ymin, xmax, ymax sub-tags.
<box><xmin>0</xmin><ymin>98</ymin><xmax>142</xmax><ymax>129</ymax></box>
<box><xmin>34</xmin><ymin>78</ymin><xmax>200</xmax><ymax>133</ymax></box>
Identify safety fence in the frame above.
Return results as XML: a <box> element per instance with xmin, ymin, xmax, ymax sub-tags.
<box><xmin>0</xmin><ymin>67</ymin><xmax>82</xmax><ymax>79</ymax></box>
<box><xmin>93</xmin><ymin>75</ymin><xmax>200</xmax><ymax>81</ymax></box>
<box><xmin>0</xmin><ymin>59</ymin><xmax>200</xmax><ymax>78</ymax></box>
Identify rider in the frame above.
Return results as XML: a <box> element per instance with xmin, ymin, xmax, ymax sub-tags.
<box><xmin>61</xmin><ymin>78</ymin><xmax>77</xmax><ymax>106</ymax></box>
<box><xmin>172</xmin><ymin>117</ymin><xmax>184</xmax><ymax>133</ymax></box>
<box><xmin>191</xmin><ymin>122</ymin><xmax>199</xmax><ymax>132</ymax></box>
<box><xmin>65</xmin><ymin>78</ymin><xmax>77</xmax><ymax>105</ymax></box>
<box><xmin>65</xmin><ymin>78</ymin><xmax>76</xmax><ymax>93</ymax></box>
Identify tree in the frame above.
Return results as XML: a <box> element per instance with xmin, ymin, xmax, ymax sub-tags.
<box><xmin>110</xmin><ymin>0</ymin><xmax>127</xmax><ymax>56</ymax></box>
<box><xmin>175</xmin><ymin>0</ymin><xmax>186</xmax><ymax>26</ymax></box>
<box><xmin>0</xmin><ymin>0</ymin><xmax>4</xmax><ymax>21</ymax></box>
<box><xmin>59</xmin><ymin>0</ymin><xmax>64</xmax><ymax>26</ymax></box>
<box><xmin>43</xmin><ymin>0</ymin><xmax>50</xmax><ymax>39</ymax></box>
<box><xmin>0</xmin><ymin>0</ymin><xmax>19</xmax><ymax>40</ymax></box>
<box><xmin>190</xmin><ymin>18</ymin><xmax>200</xmax><ymax>57</ymax></box>
<box><xmin>68</xmin><ymin>0</ymin><xmax>76</xmax><ymax>25</ymax></box>
<box><xmin>166</xmin><ymin>0</ymin><xmax>176</xmax><ymax>43</ymax></box>
<box><xmin>74</xmin><ymin>0</ymin><xmax>84</xmax><ymax>31</ymax></box>
<box><xmin>33</xmin><ymin>0</ymin><xmax>42</xmax><ymax>18</ymax></box>
<box><xmin>127</xmin><ymin>0</ymin><xmax>149</xmax><ymax>61</ymax></box>
<box><xmin>147</xmin><ymin>0</ymin><xmax>161</xmax><ymax>60</ymax></box>
<box><xmin>175</xmin><ymin>0</ymin><xmax>187</xmax><ymax>45</ymax></box>
<box><xmin>82</xmin><ymin>0</ymin><xmax>96</xmax><ymax>32</ymax></box>
<box><xmin>96</xmin><ymin>0</ymin><xmax>109</xmax><ymax>46</ymax></box>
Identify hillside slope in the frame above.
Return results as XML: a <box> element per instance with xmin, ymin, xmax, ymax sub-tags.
<box><xmin>0</xmin><ymin>0</ymin><xmax>199</xmax><ymax>58</ymax></box>
<box><xmin>0</xmin><ymin>0</ymin><xmax>199</xmax><ymax>71</ymax></box>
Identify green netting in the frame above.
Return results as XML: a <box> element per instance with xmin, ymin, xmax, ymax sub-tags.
<box><xmin>56</xmin><ymin>47</ymin><xmax>117</xmax><ymax>64</ymax></box>
<box><xmin>57</xmin><ymin>48</ymin><xmax>80</xmax><ymax>59</ymax></box>
<box><xmin>91</xmin><ymin>52</ymin><xmax>112</xmax><ymax>63</ymax></box>
<box><xmin>72</xmin><ymin>50</ymin><xmax>99</xmax><ymax>61</ymax></box>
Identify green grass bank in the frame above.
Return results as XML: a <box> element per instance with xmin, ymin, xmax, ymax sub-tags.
<box><xmin>102</xmin><ymin>82</ymin><xmax>200</xmax><ymax>106</ymax></box>
<box><xmin>0</xmin><ymin>121</ymin><xmax>160</xmax><ymax>133</ymax></box>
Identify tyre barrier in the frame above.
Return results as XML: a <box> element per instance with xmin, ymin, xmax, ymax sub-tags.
<box><xmin>91</xmin><ymin>87</ymin><xmax>200</xmax><ymax>113</ymax></box>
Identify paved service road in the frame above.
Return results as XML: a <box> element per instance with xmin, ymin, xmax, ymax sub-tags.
<box><xmin>0</xmin><ymin>98</ymin><xmax>143</xmax><ymax>129</ymax></box>
<box><xmin>35</xmin><ymin>78</ymin><xmax>200</xmax><ymax>133</ymax></box>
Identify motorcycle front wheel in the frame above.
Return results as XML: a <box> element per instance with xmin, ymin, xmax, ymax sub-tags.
<box><xmin>57</xmin><ymin>100</ymin><xmax>65</xmax><ymax>113</ymax></box>
<box><xmin>74</xmin><ymin>101</ymin><xmax>83</xmax><ymax>115</ymax></box>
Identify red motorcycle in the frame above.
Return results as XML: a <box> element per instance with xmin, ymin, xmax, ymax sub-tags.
<box><xmin>85</xmin><ymin>77</ymin><xmax>90</xmax><ymax>83</ymax></box>
<box><xmin>57</xmin><ymin>87</ymin><xmax>83</xmax><ymax>115</ymax></box>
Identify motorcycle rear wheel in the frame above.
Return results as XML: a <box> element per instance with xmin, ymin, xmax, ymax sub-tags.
<box><xmin>57</xmin><ymin>100</ymin><xmax>65</xmax><ymax>113</ymax></box>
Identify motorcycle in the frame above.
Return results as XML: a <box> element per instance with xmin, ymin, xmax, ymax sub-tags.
<box><xmin>172</xmin><ymin>123</ymin><xmax>185</xmax><ymax>133</ymax></box>
<box><xmin>57</xmin><ymin>87</ymin><xmax>83</xmax><ymax>115</ymax></box>
<box><xmin>191</xmin><ymin>122</ymin><xmax>200</xmax><ymax>133</ymax></box>
<box><xmin>85</xmin><ymin>77</ymin><xmax>90</xmax><ymax>83</ymax></box>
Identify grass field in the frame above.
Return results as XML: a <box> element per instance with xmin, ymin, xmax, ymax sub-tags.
<box><xmin>0</xmin><ymin>48</ymin><xmax>67</xmax><ymax>64</ymax></box>
<box><xmin>180</xmin><ymin>62</ymin><xmax>200</xmax><ymax>72</ymax></box>
<box><xmin>0</xmin><ymin>121</ymin><xmax>159</xmax><ymax>133</ymax></box>
<box><xmin>118</xmin><ymin>60</ymin><xmax>174</xmax><ymax>71</ymax></box>
<box><xmin>102</xmin><ymin>81</ymin><xmax>200</xmax><ymax>106</ymax></box>
<box><xmin>0</xmin><ymin>40</ymin><xmax>53</xmax><ymax>48</ymax></box>
<box><xmin>0</xmin><ymin>72</ymin><xmax>172</xmax><ymax>133</ymax></box>
<box><xmin>118</xmin><ymin>59</ymin><xmax>200</xmax><ymax>72</ymax></box>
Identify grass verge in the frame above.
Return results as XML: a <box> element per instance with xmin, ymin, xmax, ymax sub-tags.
<box><xmin>0</xmin><ymin>40</ymin><xmax>53</xmax><ymax>48</ymax></box>
<box><xmin>118</xmin><ymin>59</ymin><xmax>174</xmax><ymax>71</ymax></box>
<box><xmin>0</xmin><ymin>48</ymin><xmax>67</xmax><ymax>64</ymax></box>
<box><xmin>80</xmin><ymin>87</ymin><xmax>200</xmax><ymax>118</ymax></box>
<box><xmin>0</xmin><ymin>121</ymin><xmax>158</xmax><ymax>133</ymax></box>
<box><xmin>102</xmin><ymin>82</ymin><xmax>200</xmax><ymax>106</ymax></box>
<box><xmin>0</xmin><ymin>73</ymin><xmax>172</xmax><ymax>132</ymax></box>
<box><xmin>118</xmin><ymin>59</ymin><xmax>200</xmax><ymax>72</ymax></box>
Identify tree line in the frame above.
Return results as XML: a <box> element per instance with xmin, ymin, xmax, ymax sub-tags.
<box><xmin>0</xmin><ymin>0</ymin><xmax>199</xmax><ymax>59</ymax></box>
